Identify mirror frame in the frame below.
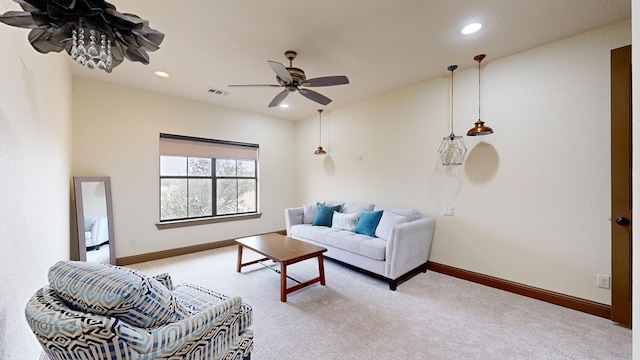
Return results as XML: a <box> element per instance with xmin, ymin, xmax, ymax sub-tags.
<box><xmin>73</xmin><ymin>176</ymin><xmax>116</xmax><ymax>264</ymax></box>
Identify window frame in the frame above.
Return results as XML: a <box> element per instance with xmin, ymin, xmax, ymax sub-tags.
<box><xmin>156</xmin><ymin>133</ymin><xmax>260</xmax><ymax>229</ymax></box>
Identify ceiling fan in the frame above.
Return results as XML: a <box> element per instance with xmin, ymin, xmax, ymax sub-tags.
<box><xmin>229</xmin><ymin>50</ymin><xmax>349</xmax><ymax>107</ymax></box>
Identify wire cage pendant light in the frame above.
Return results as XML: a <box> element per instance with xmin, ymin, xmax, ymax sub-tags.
<box><xmin>467</xmin><ymin>54</ymin><xmax>494</xmax><ymax>136</ymax></box>
<box><xmin>438</xmin><ymin>65</ymin><xmax>467</xmax><ymax>166</ymax></box>
<box><xmin>314</xmin><ymin>109</ymin><xmax>327</xmax><ymax>155</ymax></box>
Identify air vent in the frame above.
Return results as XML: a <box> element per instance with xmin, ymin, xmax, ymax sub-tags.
<box><xmin>207</xmin><ymin>88</ymin><xmax>230</xmax><ymax>96</ymax></box>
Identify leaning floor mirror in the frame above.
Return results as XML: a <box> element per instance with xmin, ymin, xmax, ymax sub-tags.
<box><xmin>73</xmin><ymin>177</ymin><xmax>116</xmax><ymax>265</ymax></box>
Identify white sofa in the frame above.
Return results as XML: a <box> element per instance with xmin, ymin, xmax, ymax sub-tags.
<box><xmin>285</xmin><ymin>201</ymin><xmax>435</xmax><ymax>290</ymax></box>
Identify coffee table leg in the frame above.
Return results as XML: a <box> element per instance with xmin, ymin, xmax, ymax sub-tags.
<box><xmin>236</xmin><ymin>245</ymin><xmax>243</xmax><ymax>272</ymax></box>
<box><xmin>280</xmin><ymin>262</ymin><xmax>287</xmax><ymax>302</ymax></box>
<box><xmin>318</xmin><ymin>255</ymin><xmax>326</xmax><ymax>285</ymax></box>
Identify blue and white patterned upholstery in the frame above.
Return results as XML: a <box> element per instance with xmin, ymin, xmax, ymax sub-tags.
<box><xmin>152</xmin><ymin>273</ymin><xmax>174</xmax><ymax>291</ymax></box>
<box><xmin>26</xmin><ymin>261</ymin><xmax>253</xmax><ymax>360</ymax></box>
<box><xmin>48</xmin><ymin>261</ymin><xmax>189</xmax><ymax>328</ymax></box>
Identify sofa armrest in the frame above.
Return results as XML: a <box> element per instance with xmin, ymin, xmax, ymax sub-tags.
<box><xmin>115</xmin><ymin>284</ymin><xmax>250</xmax><ymax>356</ymax></box>
<box><xmin>384</xmin><ymin>217</ymin><xmax>435</xmax><ymax>279</ymax></box>
<box><xmin>285</xmin><ymin>207</ymin><xmax>304</xmax><ymax>236</ymax></box>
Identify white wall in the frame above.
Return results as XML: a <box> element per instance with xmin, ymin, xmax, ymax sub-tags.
<box><xmin>72</xmin><ymin>78</ymin><xmax>297</xmax><ymax>258</ymax></box>
<box><xmin>295</xmin><ymin>20</ymin><xmax>630</xmax><ymax>305</ymax></box>
<box><xmin>0</xmin><ymin>2</ymin><xmax>72</xmax><ymax>357</ymax></box>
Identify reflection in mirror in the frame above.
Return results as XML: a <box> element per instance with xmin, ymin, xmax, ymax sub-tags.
<box><xmin>73</xmin><ymin>177</ymin><xmax>115</xmax><ymax>264</ymax></box>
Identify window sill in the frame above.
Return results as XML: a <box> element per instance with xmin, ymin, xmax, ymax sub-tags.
<box><xmin>155</xmin><ymin>213</ymin><xmax>262</xmax><ymax>230</ymax></box>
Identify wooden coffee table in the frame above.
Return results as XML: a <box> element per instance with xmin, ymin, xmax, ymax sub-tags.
<box><xmin>235</xmin><ymin>233</ymin><xmax>327</xmax><ymax>302</ymax></box>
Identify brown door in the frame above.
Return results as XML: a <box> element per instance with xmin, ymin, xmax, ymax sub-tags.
<box><xmin>610</xmin><ymin>44</ymin><xmax>631</xmax><ymax>328</ymax></box>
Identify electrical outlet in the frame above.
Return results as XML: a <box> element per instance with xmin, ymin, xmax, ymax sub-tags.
<box><xmin>597</xmin><ymin>274</ymin><xmax>610</xmax><ymax>289</ymax></box>
<box><xmin>130</xmin><ymin>238</ymin><xmax>137</xmax><ymax>247</ymax></box>
<box><xmin>444</xmin><ymin>207</ymin><xmax>454</xmax><ymax>216</ymax></box>
<box><xmin>355</xmin><ymin>154</ymin><xmax>364</xmax><ymax>162</ymax></box>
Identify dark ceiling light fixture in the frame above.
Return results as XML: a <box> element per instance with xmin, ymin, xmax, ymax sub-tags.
<box><xmin>314</xmin><ymin>109</ymin><xmax>327</xmax><ymax>155</ymax></box>
<box><xmin>467</xmin><ymin>54</ymin><xmax>494</xmax><ymax>136</ymax></box>
<box><xmin>0</xmin><ymin>0</ymin><xmax>164</xmax><ymax>73</ymax></box>
<box><xmin>438</xmin><ymin>65</ymin><xmax>467</xmax><ymax>166</ymax></box>
<box><xmin>229</xmin><ymin>50</ymin><xmax>350</xmax><ymax>108</ymax></box>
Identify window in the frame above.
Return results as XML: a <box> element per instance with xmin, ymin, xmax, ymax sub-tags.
<box><xmin>159</xmin><ymin>133</ymin><xmax>258</xmax><ymax>222</ymax></box>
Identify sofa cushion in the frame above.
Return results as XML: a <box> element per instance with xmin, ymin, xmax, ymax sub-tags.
<box><xmin>332</xmin><ymin>211</ymin><xmax>360</xmax><ymax>231</ymax></box>
<box><xmin>375</xmin><ymin>211</ymin><xmax>410</xmax><ymax>240</ymax></box>
<box><xmin>323</xmin><ymin>200</ymin><xmax>344</xmax><ymax>210</ymax></box>
<box><xmin>304</xmin><ymin>201</ymin><xmax>344</xmax><ymax>224</ymax></box>
<box><xmin>303</xmin><ymin>203</ymin><xmax>317</xmax><ymax>224</ymax></box>
<box><xmin>312</xmin><ymin>203</ymin><xmax>342</xmax><ymax>226</ymax></box>
<box><xmin>353</xmin><ymin>210</ymin><xmax>384</xmax><ymax>237</ymax></box>
<box><xmin>48</xmin><ymin>261</ymin><xmax>187</xmax><ymax>328</ymax></box>
<box><xmin>342</xmin><ymin>202</ymin><xmax>374</xmax><ymax>214</ymax></box>
<box><xmin>373</xmin><ymin>206</ymin><xmax>421</xmax><ymax>221</ymax></box>
<box><xmin>290</xmin><ymin>224</ymin><xmax>386</xmax><ymax>260</ymax></box>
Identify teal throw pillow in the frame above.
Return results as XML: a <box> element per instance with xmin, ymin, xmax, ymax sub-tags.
<box><xmin>312</xmin><ymin>203</ymin><xmax>342</xmax><ymax>226</ymax></box>
<box><xmin>353</xmin><ymin>210</ymin><xmax>384</xmax><ymax>236</ymax></box>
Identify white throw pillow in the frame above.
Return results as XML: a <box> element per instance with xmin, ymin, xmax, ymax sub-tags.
<box><xmin>374</xmin><ymin>211</ymin><xmax>409</xmax><ymax>240</ymax></box>
<box><xmin>331</xmin><ymin>212</ymin><xmax>360</xmax><ymax>231</ymax></box>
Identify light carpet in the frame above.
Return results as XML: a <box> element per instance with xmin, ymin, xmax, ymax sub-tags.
<box><xmin>129</xmin><ymin>246</ymin><xmax>631</xmax><ymax>360</ymax></box>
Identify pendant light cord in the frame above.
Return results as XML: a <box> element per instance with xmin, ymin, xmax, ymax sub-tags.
<box><xmin>451</xmin><ymin>69</ymin><xmax>454</xmax><ymax>134</ymax></box>
<box><xmin>478</xmin><ymin>59</ymin><xmax>481</xmax><ymax>120</ymax></box>
<box><xmin>473</xmin><ymin>54</ymin><xmax>486</xmax><ymax>121</ymax></box>
<box><xmin>317</xmin><ymin>109</ymin><xmax>323</xmax><ymax>146</ymax></box>
<box><xmin>447</xmin><ymin>65</ymin><xmax>457</xmax><ymax>135</ymax></box>
<box><xmin>319</xmin><ymin>113</ymin><xmax>322</xmax><ymax>145</ymax></box>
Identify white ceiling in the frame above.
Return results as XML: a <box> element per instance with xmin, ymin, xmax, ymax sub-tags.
<box><xmin>64</xmin><ymin>0</ymin><xmax>630</xmax><ymax>121</ymax></box>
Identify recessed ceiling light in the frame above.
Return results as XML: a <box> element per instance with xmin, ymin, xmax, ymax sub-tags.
<box><xmin>461</xmin><ymin>23</ymin><xmax>482</xmax><ymax>35</ymax></box>
<box><xmin>154</xmin><ymin>71</ymin><xmax>170</xmax><ymax>78</ymax></box>
<box><xmin>279</xmin><ymin>104</ymin><xmax>289</xmax><ymax>108</ymax></box>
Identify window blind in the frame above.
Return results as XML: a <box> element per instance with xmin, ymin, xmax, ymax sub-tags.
<box><xmin>159</xmin><ymin>133</ymin><xmax>258</xmax><ymax>161</ymax></box>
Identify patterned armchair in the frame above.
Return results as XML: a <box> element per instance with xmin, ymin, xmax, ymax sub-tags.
<box><xmin>25</xmin><ymin>261</ymin><xmax>253</xmax><ymax>360</ymax></box>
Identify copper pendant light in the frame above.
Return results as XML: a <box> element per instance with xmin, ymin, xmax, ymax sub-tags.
<box><xmin>314</xmin><ymin>109</ymin><xmax>327</xmax><ymax>155</ymax></box>
<box><xmin>438</xmin><ymin>65</ymin><xmax>467</xmax><ymax>166</ymax></box>
<box><xmin>467</xmin><ymin>54</ymin><xmax>494</xmax><ymax>136</ymax></box>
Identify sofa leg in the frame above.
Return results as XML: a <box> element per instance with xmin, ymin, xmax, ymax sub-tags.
<box><xmin>389</xmin><ymin>280</ymin><xmax>397</xmax><ymax>291</ymax></box>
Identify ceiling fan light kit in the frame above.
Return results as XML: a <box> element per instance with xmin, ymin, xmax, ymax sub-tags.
<box><xmin>0</xmin><ymin>0</ymin><xmax>164</xmax><ymax>73</ymax></box>
<box><xmin>230</xmin><ymin>50</ymin><xmax>350</xmax><ymax>107</ymax></box>
<box><xmin>438</xmin><ymin>65</ymin><xmax>467</xmax><ymax>166</ymax></box>
<box><xmin>467</xmin><ymin>54</ymin><xmax>494</xmax><ymax>136</ymax></box>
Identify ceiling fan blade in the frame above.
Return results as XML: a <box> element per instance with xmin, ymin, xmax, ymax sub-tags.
<box><xmin>268</xmin><ymin>60</ymin><xmax>293</xmax><ymax>84</ymax></box>
<box><xmin>268</xmin><ymin>90</ymin><xmax>290</xmax><ymax>107</ymax></box>
<box><xmin>303</xmin><ymin>75</ymin><xmax>350</xmax><ymax>87</ymax></box>
<box><xmin>299</xmin><ymin>88</ymin><xmax>332</xmax><ymax>105</ymax></box>
<box><xmin>228</xmin><ymin>84</ymin><xmax>282</xmax><ymax>87</ymax></box>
